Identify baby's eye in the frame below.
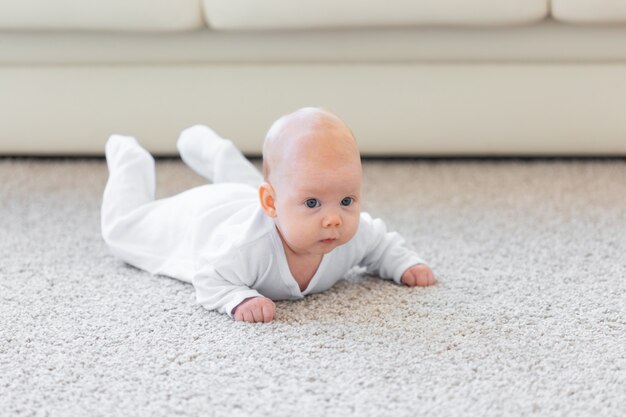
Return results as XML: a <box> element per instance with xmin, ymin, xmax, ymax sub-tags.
<box><xmin>305</xmin><ymin>199</ymin><xmax>321</xmax><ymax>209</ymax></box>
<box><xmin>341</xmin><ymin>197</ymin><xmax>354</xmax><ymax>206</ymax></box>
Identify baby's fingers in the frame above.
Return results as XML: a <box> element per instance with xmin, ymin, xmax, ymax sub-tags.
<box><xmin>234</xmin><ymin>307</ymin><xmax>245</xmax><ymax>322</ymax></box>
<box><xmin>417</xmin><ymin>271</ymin><xmax>432</xmax><ymax>286</ymax></box>
<box><xmin>251</xmin><ymin>305</ymin><xmax>266</xmax><ymax>323</ymax></box>
<box><xmin>419</xmin><ymin>270</ymin><xmax>436</xmax><ymax>286</ymax></box>
<box><xmin>242</xmin><ymin>309</ymin><xmax>255</xmax><ymax>323</ymax></box>
<box><xmin>262</xmin><ymin>303</ymin><xmax>275</xmax><ymax>323</ymax></box>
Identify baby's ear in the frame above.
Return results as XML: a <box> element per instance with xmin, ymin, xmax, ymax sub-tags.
<box><xmin>259</xmin><ymin>182</ymin><xmax>277</xmax><ymax>217</ymax></box>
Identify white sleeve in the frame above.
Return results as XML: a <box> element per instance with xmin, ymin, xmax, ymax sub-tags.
<box><xmin>357</xmin><ymin>213</ymin><xmax>426</xmax><ymax>284</ymax></box>
<box><xmin>192</xmin><ymin>251</ymin><xmax>262</xmax><ymax>318</ymax></box>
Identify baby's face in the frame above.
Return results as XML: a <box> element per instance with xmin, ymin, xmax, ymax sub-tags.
<box><xmin>260</xmin><ymin>108</ymin><xmax>363</xmax><ymax>257</ymax></box>
<box><xmin>272</xmin><ymin>157</ymin><xmax>362</xmax><ymax>256</ymax></box>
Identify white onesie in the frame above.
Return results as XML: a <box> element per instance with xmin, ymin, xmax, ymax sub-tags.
<box><xmin>101</xmin><ymin>125</ymin><xmax>425</xmax><ymax>318</ymax></box>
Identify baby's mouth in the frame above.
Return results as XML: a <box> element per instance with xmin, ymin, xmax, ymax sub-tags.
<box><xmin>320</xmin><ymin>237</ymin><xmax>337</xmax><ymax>244</ymax></box>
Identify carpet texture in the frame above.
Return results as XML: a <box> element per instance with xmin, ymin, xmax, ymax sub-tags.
<box><xmin>1</xmin><ymin>158</ymin><xmax>624</xmax><ymax>417</ymax></box>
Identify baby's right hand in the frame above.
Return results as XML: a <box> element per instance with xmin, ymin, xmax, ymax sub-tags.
<box><xmin>232</xmin><ymin>296</ymin><xmax>276</xmax><ymax>323</ymax></box>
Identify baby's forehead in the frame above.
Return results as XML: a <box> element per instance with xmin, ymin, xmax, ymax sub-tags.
<box><xmin>279</xmin><ymin>164</ymin><xmax>362</xmax><ymax>194</ymax></box>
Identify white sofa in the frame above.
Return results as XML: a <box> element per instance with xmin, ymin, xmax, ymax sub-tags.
<box><xmin>1</xmin><ymin>0</ymin><xmax>625</xmax><ymax>156</ymax></box>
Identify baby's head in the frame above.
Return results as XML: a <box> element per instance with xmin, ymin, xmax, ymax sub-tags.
<box><xmin>259</xmin><ymin>107</ymin><xmax>362</xmax><ymax>256</ymax></box>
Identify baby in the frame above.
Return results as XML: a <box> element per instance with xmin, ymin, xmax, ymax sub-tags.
<box><xmin>101</xmin><ymin>108</ymin><xmax>435</xmax><ymax>323</ymax></box>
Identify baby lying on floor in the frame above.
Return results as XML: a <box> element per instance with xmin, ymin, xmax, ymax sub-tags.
<box><xmin>101</xmin><ymin>107</ymin><xmax>435</xmax><ymax>323</ymax></box>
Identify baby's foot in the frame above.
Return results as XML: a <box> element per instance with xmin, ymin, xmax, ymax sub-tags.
<box><xmin>176</xmin><ymin>125</ymin><xmax>225</xmax><ymax>181</ymax></box>
<box><xmin>105</xmin><ymin>134</ymin><xmax>154</xmax><ymax>171</ymax></box>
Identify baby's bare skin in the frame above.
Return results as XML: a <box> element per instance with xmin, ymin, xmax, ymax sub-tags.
<box><xmin>402</xmin><ymin>264</ymin><xmax>437</xmax><ymax>287</ymax></box>
<box><xmin>233</xmin><ymin>296</ymin><xmax>276</xmax><ymax>323</ymax></box>
<box><xmin>234</xmin><ymin>108</ymin><xmax>435</xmax><ymax>323</ymax></box>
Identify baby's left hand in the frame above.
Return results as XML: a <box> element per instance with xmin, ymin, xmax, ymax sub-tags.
<box><xmin>401</xmin><ymin>264</ymin><xmax>436</xmax><ymax>287</ymax></box>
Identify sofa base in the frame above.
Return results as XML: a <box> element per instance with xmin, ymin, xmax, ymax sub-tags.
<box><xmin>1</xmin><ymin>63</ymin><xmax>625</xmax><ymax>156</ymax></box>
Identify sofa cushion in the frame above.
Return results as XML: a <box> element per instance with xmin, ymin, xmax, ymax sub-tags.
<box><xmin>552</xmin><ymin>0</ymin><xmax>626</xmax><ymax>24</ymax></box>
<box><xmin>0</xmin><ymin>0</ymin><xmax>204</xmax><ymax>31</ymax></box>
<box><xmin>3</xmin><ymin>22</ymin><xmax>626</xmax><ymax>65</ymax></box>
<box><xmin>202</xmin><ymin>0</ymin><xmax>548</xmax><ymax>30</ymax></box>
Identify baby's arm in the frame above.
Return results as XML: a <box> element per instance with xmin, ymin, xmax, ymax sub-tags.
<box><xmin>192</xmin><ymin>256</ymin><xmax>273</xmax><ymax>321</ymax></box>
<box><xmin>358</xmin><ymin>213</ymin><xmax>436</xmax><ymax>286</ymax></box>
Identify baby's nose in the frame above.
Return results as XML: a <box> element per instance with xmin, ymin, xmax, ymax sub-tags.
<box><xmin>322</xmin><ymin>213</ymin><xmax>342</xmax><ymax>228</ymax></box>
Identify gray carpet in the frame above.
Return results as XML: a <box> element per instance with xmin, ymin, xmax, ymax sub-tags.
<box><xmin>1</xmin><ymin>157</ymin><xmax>624</xmax><ymax>417</ymax></box>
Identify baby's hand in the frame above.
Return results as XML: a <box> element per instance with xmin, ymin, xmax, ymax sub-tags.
<box><xmin>401</xmin><ymin>264</ymin><xmax>436</xmax><ymax>287</ymax></box>
<box><xmin>232</xmin><ymin>296</ymin><xmax>276</xmax><ymax>323</ymax></box>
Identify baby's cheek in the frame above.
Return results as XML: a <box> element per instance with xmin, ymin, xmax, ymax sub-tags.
<box><xmin>286</xmin><ymin>219</ymin><xmax>315</xmax><ymax>246</ymax></box>
<box><xmin>344</xmin><ymin>218</ymin><xmax>360</xmax><ymax>242</ymax></box>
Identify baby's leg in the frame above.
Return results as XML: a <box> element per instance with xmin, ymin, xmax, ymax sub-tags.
<box><xmin>176</xmin><ymin>125</ymin><xmax>263</xmax><ymax>188</ymax></box>
<box><xmin>101</xmin><ymin>135</ymin><xmax>155</xmax><ymax>226</ymax></box>
<box><xmin>101</xmin><ymin>136</ymin><xmax>195</xmax><ymax>282</ymax></box>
